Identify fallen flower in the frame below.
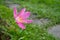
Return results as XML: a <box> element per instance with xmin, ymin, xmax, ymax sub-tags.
<box><xmin>14</xmin><ymin>7</ymin><xmax>32</xmax><ymax>30</ymax></box>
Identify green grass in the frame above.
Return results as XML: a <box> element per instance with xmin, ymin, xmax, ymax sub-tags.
<box><xmin>0</xmin><ymin>5</ymin><xmax>58</xmax><ymax>40</ymax></box>
<box><xmin>0</xmin><ymin>0</ymin><xmax>60</xmax><ymax>40</ymax></box>
<box><xmin>18</xmin><ymin>0</ymin><xmax>60</xmax><ymax>27</ymax></box>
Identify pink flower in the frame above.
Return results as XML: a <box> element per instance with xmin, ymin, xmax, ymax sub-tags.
<box><xmin>13</xmin><ymin>7</ymin><xmax>33</xmax><ymax>30</ymax></box>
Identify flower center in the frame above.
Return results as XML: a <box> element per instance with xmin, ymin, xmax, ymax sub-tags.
<box><xmin>16</xmin><ymin>17</ymin><xmax>24</xmax><ymax>23</ymax></box>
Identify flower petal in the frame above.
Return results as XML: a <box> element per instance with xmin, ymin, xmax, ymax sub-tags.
<box><xmin>14</xmin><ymin>7</ymin><xmax>17</xmax><ymax>18</ymax></box>
<box><xmin>19</xmin><ymin>8</ymin><xmax>26</xmax><ymax>16</ymax></box>
<box><xmin>19</xmin><ymin>12</ymin><xmax>30</xmax><ymax>19</ymax></box>
<box><xmin>23</xmin><ymin>20</ymin><xmax>33</xmax><ymax>23</ymax></box>
<box><xmin>24</xmin><ymin>12</ymin><xmax>30</xmax><ymax>18</ymax></box>
<box><xmin>17</xmin><ymin>22</ymin><xmax>26</xmax><ymax>30</ymax></box>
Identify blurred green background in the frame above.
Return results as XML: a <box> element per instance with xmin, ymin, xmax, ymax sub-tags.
<box><xmin>0</xmin><ymin>0</ymin><xmax>60</xmax><ymax>40</ymax></box>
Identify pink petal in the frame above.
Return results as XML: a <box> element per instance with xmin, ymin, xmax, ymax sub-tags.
<box><xmin>17</xmin><ymin>22</ymin><xmax>26</xmax><ymax>30</ymax></box>
<box><xmin>14</xmin><ymin>7</ymin><xmax>17</xmax><ymax>18</ymax></box>
<box><xmin>19</xmin><ymin>12</ymin><xmax>30</xmax><ymax>19</ymax></box>
<box><xmin>23</xmin><ymin>20</ymin><xmax>33</xmax><ymax>23</ymax></box>
<box><xmin>18</xmin><ymin>8</ymin><xmax>26</xmax><ymax>16</ymax></box>
<box><xmin>23</xmin><ymin>12</ymin><xmax>30</xmax><ymax>18</ymax></box>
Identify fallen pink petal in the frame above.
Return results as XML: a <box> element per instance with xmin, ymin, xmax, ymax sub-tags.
<box><xmin>13</xmin><ymin>7</ymin><xmax>33</xmax><ymax>29</ymax></box>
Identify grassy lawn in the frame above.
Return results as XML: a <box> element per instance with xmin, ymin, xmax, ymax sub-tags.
<box><xmin>0</xmin><ymin>0</ymin><xmax>60</xmax><ymax>40</ymax></box>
